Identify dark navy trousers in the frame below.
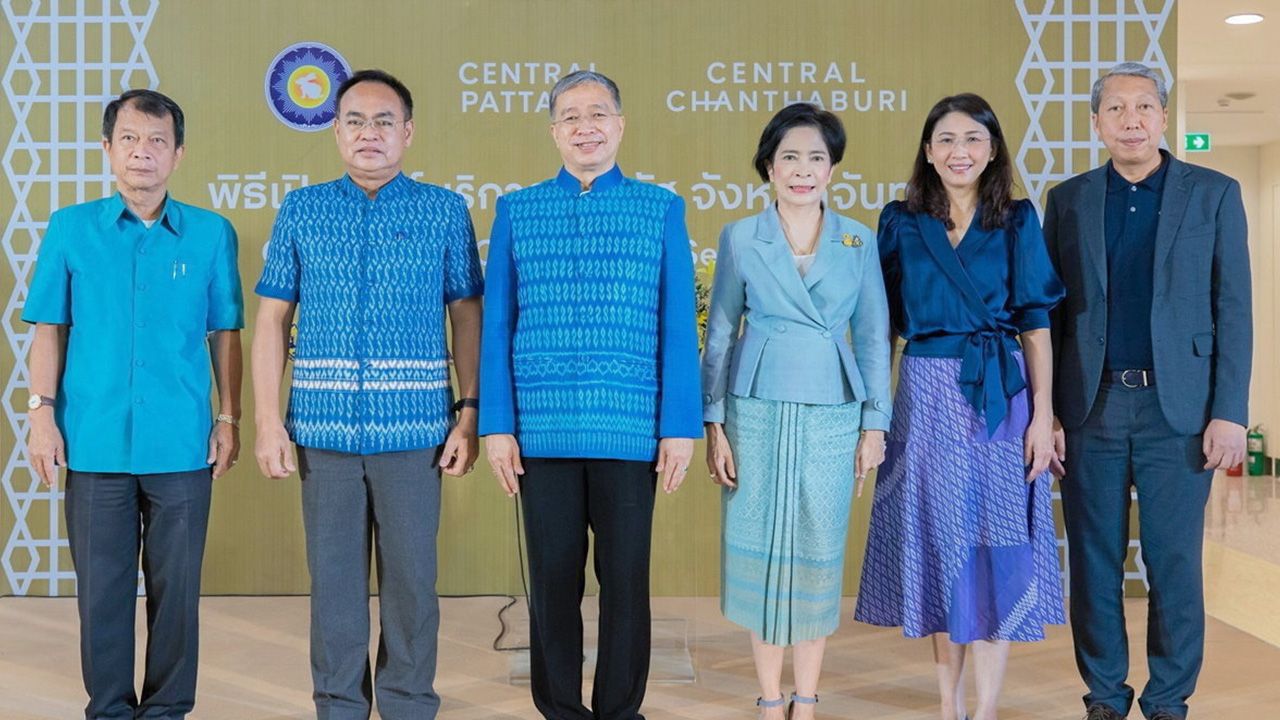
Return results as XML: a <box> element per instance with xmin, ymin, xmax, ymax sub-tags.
<box><xmin>64</xmin><ymin>468</ymin><xmax>212</xmax><ymax>720</ymax></box>
<box><xmin>1062</xmin><ymin>382</ymin><xmax>1212</xmax><ymax>720</ymax></box>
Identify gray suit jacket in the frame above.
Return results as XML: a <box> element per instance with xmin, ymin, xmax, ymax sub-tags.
<box><xmin>1044</xmin><ymin>151</ymin><xmax>1252</xmax><ymax>435</ymax></box>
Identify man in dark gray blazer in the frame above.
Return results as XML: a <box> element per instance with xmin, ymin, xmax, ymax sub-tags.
<box><xmin>1045</xmin><ymin>62</ymin><xmax>1251</xmax><ymax>720</ymax></box>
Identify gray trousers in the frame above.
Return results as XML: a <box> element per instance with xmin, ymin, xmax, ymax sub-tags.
<box><xmin>297</xmin><ymin>446</ymin><xmax>442</xmax><ymax>720</ymax></box>
<box><xmin>65</xmin><ymin>468</ymin><xmax>212</xmax><ymax>720</ymax></box>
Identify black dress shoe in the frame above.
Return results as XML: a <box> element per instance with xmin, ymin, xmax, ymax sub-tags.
<box><xmin>1148</xmin><ymin>712</ymin><xmax>1183</xmax><ymax>720</ymax></box>
<box><xmin>1084</xmin><ymin>704</ymin><xmax>1126</xmax><ymax>720</ymax></box>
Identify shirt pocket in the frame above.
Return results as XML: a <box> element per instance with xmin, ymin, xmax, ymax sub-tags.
<box><xmin>161</xmin><ymin>254</ymin><xmax>211</xmax><ymax>334</ymax></box>
<box><xmin>168</xmin><ymin>253</ymin><xmax>214</xmax><ymax>286</ymax></box>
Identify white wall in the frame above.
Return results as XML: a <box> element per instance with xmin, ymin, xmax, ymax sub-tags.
<box><xmin>1196</xmin><ymin>145</ymin><xmax>1274</xmax><ymax>436</ymax></box>
<box><xmin>1258</xmin><ymin>142</ymin><xmax>1280</xmax><ymax>438</ymax></box>
<box><xmin>1200</xmin><ymin>143</ymin><xmax>1280</xmax><ymax>645</ymax></box>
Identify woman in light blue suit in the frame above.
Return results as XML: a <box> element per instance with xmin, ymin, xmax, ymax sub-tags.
<box><xmin>701</xmin><ymin>103</ymin><xmax>892</xmax><ymax>719</ymax></box>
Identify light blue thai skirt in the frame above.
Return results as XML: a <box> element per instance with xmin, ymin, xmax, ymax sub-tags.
<box><xmin>721</xmin><ymin>393</ymin><xmax>861</xmax><ymax>646</ymax></box>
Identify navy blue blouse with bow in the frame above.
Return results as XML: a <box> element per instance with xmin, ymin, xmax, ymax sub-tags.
<box><xmin>878</xmin><ymin>199</ymin><xmax>1065</xmax><ymax>435</ymax></box>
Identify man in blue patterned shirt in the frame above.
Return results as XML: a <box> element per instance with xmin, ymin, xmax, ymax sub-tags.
<box><xmin>251</xmin><ymin>69</ymin><xmax>483</xmax><ymax>720</ymax></box>
<box><xmin>479</xmin><ymin>70</ymin><xmax>702</xmax><ymax>720</ymax></box>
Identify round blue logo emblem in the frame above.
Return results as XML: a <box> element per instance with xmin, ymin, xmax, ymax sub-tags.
<box><xmin>264</xmin><ymin>42</ymin><xmax>352</xmax><ymax>132</ymax></box>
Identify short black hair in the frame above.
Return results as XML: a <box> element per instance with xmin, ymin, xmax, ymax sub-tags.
<box><xmin>335</xmin><ymin>69</ymin><xmax>414</xmax><ymax>120</ymax></box>
<box><xmin>752</xmin><ymin>102</ymin><xmax>846</xmax><ymax>182</ymax></box>
<box><xmin>102</xmin><ymin>89</ymin><xmax>185</xmax><ymax>147</ymax></box>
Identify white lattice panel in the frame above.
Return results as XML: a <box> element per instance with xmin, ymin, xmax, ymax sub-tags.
<box><xmin>1015</xmin><ymin>0</ymin><xmax>1174</xmax><ymax>214</ymax></box>
<box><xmin>3</xmin><ymin>0</ymin><xmax>159</xmax><ymax>596</ymax></box>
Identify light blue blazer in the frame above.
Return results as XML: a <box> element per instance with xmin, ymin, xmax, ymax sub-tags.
<box><xmin>701</xmin><ymin>204</ymin><xmax>893</xmax><ymax>430</ymax></box>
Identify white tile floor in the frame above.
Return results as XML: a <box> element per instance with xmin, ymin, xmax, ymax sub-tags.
<box><xmin>1206</xmin><ymin>473</ymin><xmax>1280</xmax><ymax>566</ymax></box>
<box><xmin>1</xmin><ymin>595</ymin><xmax>1277</xmax><ymax>719</ymax></box>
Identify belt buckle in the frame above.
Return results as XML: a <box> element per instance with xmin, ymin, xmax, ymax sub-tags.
<box><xmin>1120</xmin><ymin>369</ymin><xmax>1146</xmax><ymax>388</ymax></box>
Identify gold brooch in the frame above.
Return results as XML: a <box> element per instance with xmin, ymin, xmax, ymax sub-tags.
<box><xmin>842</xmin><ymin>233</ymin><xmax>863</xmax><ymax>247</ymax></box>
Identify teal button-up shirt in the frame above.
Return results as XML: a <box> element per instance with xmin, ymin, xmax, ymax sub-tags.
<box><xmin>22</xmin><ymin>193</ymin><xmax>244</xmax><ymax>474</ymax></box>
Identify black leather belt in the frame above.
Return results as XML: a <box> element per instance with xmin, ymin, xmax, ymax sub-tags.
<box><xmin>1103</xmin><ymin>369</ymin><xmax>1155</xmax><ymax>388</ymax></box>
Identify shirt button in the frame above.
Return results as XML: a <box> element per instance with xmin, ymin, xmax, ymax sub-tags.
<box><xmin>134</xmin><ymin>396</ymin><xmax>145</xmax><ymax>405</ymax></box>
<box><xmin>137</xmin><ymin>283</ymin><xmax>147</xmax><ymax>291</ymax></box>
<box><xmin>135</xmin><ymin>320</ymin><xmax>146</xmax><ymax>328</ymax></box>
<box><xmin>1097</xmin><ymin>336</ymin><xmax>1105</xmax><ymax>345</ymax></box>
<box><xmin>1129</xmin><ymin>207</ymin><xmax>1136</xmax><ymax>212</ymax></box>
<box><xmin>135</xmin><ymin>359</ymin><xmax>145</xmax><ymax>367</ymax></box>
<box><xmin>775</xmin><ymin>324</ymin><xmax>787</xmax><ymax>333</ymax></box>
<box><xmin>821</xmin><ymin>331</ymin><xmax>831</xmax><ymax>338</ymax></box>
<box><xmin>1131</xmin><ymin>186</ymin><xmax>1137</xmax><ymax>192</ymax></box>
<box><xmin>137</xmin><ymin>247</ymin><xmax>146</xmax><ymax>254</ymax></box>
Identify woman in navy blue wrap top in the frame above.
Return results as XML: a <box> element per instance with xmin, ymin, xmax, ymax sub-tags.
<box><xmin>879</xmin><ymin>192</ymin><xmax>1065</xmax><ymax>435</ymax></box>
<box><xmin>854</xmin><ymin>93</ymin><xmax>1067</xmax><ymax>720</ymax></box>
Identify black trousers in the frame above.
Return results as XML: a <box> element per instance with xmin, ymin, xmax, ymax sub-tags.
<box><xmin>520</xmin><ymin>458</ymin><xmax>656</xmax><ymax>720</ymax></box>
<box><xmin>1062</xmin><ymin>383</ymin><xmax>1213</xmax><ymax>720</ymax></box>
<box><xmin>64</xmin><ymin>469</ymin><xmax>212</xmax><ymax>720</ymax></box>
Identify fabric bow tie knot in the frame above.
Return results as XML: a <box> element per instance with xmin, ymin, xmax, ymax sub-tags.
<box><xmin>957</xmin><ymin>330</ymin><xmax>1026</xmax><ymax>438</ymax></box>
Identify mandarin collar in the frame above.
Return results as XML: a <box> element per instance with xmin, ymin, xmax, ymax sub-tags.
<box><xmin>339</xmin><ymin>171</ymin><xmax>410</xmax><ymax>200</ymax></box>
<box><xmin>554</xmin><ymin>164</ymin><xmax>624</xmax><ymax>195</ymax></box>
<box><xmin>99</xmin><ymin>192</ymin><xmax>182</xmax><ymax>235</ymax></box>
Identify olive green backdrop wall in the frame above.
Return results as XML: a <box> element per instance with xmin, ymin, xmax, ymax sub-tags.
<box><xmin>0</xmin><ymin>0</ymin><xmax>1177</xmax><ymax>597</ymax></box>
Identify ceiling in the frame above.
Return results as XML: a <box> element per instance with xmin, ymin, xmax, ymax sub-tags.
<box><xmin>1179</xmin><ymin>0</ymin><xmax>1280</xmax><ymax>147</ymax></box>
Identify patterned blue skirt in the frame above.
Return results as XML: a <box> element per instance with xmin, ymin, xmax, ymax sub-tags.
<box><xmin>721</xmin><ymin>394</ymin><xmax>861</xmax><ymax>646</ymax></box>
<box><xmin>854</xmin><ymin>354</ymin><xmax>1065</xmax><ymax>643</ymax></box>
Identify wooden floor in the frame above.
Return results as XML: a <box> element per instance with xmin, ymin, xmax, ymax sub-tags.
<box><xmin>1</xmin><ymin>596</ymin><xmax>1277</xmax><ymax>719</ymax></box>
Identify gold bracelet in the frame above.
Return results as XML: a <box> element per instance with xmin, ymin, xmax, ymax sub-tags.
<box><xmin>215</xmin><ymin>414</ymin><xmax>240</xmax><ymax>428</ymax></box>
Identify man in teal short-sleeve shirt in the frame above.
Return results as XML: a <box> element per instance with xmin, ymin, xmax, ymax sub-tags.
<box><xmin>22</xmin><ymin>88</ymin><xmax>243</xmax><ymax>720</ymax></box>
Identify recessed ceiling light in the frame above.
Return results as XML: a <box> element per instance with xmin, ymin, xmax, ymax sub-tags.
<box><xmin>1225</xmin><ymin>13</ymin><xmax>1265</xmax><ymax>25</ymax></box>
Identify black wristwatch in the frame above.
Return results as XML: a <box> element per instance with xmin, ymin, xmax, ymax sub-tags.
<box><xmin>451</xmin><ymin>397</ymin><xmax>479</xmax><ymax>414</ymax></box>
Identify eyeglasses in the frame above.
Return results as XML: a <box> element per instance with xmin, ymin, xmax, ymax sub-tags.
<box><xmin>553</xmin><ymin>112</ymin><xmax>621</xmax><ymax>128</ymax></box>
<box><xmin>929</xmin><ymin>135</ymin><xmax>991</xmax><ymax>150</ymax></box>
<box><xmin>340</xmin><ymin>118</ymin><xmax>406</xmax><ymax>134</ymax></box>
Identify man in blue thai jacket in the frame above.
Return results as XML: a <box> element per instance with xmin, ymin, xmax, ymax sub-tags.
<box><xmin>479</xmin><ymin>70</ymin><xmax>702</xmax><ymax>720</ymax></box>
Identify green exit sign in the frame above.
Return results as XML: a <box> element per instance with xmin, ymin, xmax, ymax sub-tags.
<box><xmin>1185</xmin><ymin>132</ymin><xmax>1211</xmax><ymax>152</ymax></box>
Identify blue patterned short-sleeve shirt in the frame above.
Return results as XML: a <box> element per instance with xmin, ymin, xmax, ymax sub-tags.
<box><xmin>256</xmin><ymin>173</ymin><xmax>484</xmax><ymax>454</ymax></box>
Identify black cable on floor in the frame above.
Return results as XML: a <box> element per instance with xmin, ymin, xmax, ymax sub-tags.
<box><xmin>502</xmin><ymin>495</ymin><xmax>533</xmax><ymax>652</ymax></box>
<box><xmin>185</xmin><ymin>498</ymin><xmax>536</xmax><ymax>653</ymax></box>
<box><xmin>439</xmin><ymin>497</ymin><xmax>532</xmax><ymax>653</ymax></box>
